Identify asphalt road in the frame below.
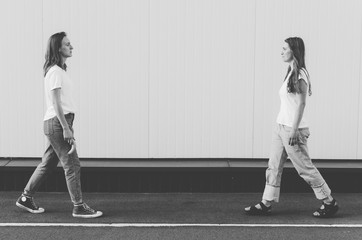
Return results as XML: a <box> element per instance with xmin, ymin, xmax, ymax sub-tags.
<box><xmin>1</xmin><ymin>192</ymin><xmax>362</xmax><ymax>239</ymax></box>
<box><xmin>1</xmin><ymin>226</ymin><xmax>361</xmax><ymax>240</ymax></box>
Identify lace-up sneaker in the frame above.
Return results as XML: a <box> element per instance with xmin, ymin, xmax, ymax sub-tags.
<box><xmin>72</xmin><ymin>203</ymin><xmax>103</xmax><ymax>218</ymax></box>
<box><xmin>16</xmin><ymin>195</ymin><xmax>45</xmax><ymax>213</ymax></box>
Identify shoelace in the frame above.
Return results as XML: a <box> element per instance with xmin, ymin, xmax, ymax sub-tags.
<box><xmin>29</xmin><ymin>197</ymin><xmax>38</xmax><ymax>209</ymax></box>
<box><xmin>82</xmin><ymin>203</ymin><xmax>95</xmax><ymax>213</ymax></box>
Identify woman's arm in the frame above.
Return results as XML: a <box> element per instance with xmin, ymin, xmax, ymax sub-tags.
<box><xmin>51</xmin><ymin>88</ymin><xmax>74</xmax><ymax>145</ymax></box>
<box><xmin>289</xmin><ymin>80</ymin><xmax>308</xmax><ymax>146</ymax></box>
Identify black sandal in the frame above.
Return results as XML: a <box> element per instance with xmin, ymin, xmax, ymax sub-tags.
<box><xmin>313</xmin><ymin>199</ymin><xmax>339</xmax><ymax>218</ymax></box>
<box><xmin>245</xmin><ymin>202</ymin><xmax>272</xmax><ymax>215</ymax></box>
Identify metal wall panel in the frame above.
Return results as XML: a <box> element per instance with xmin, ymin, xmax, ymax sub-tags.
<box><xmin>358</xmin><ymin>16</ymin><xmax>362</xmax><ymax>159</ymax></box>
<box><xmin>253</xmin><ymin>0</ymin><xmax>362</xmax><ymax>159</ymax></box>
<box><xmin>149</xmin><ymin>0</ymin><xmax>256</xmax><ymax>158</ymax></box>
<box><xmin>304</xmin><ymin>0</ymin><xmax>362</xmax><ymax>159</ymax></box>
<box><xmin>1</xmin><ymin>0</ymin><xmax>361</xmax><ymax>160</ymax></box>
<box><xmin>0</xmin><ymin>0</ymin><xmax>44</xmax><ymax>157</ymax></box>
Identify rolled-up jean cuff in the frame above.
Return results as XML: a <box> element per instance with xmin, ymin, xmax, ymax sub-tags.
<box><xmin>312</xmin><ymin>183</ymin><xmax>331</xmax><ymax>200</ymax></box>
<box><xmin>23</xmin><ymin>190</ymin><xmax>33</xmax><ymax>197</ymax></box>
<box><xmin>262</xmin><ymin>184</ymin><xmax>280</xmax><ymax>203</ymax></box>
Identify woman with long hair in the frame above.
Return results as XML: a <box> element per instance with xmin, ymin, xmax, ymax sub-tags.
<box><xmin>244</xmin><ymin>37</ymin><xmax>338</xmax><ymax>218</ymax></box>
<box><xmin>16</xmin><ymin>32</ymin><xmax>102</xmax><ymax>218</ymax></box>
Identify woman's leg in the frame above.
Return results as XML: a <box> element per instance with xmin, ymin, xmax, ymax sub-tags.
<box><xmin>16</xmin><ymin>120</ymin><xmax>60</xmax><ymax>213</ymax></box>
<box><xmin>281</xmin><ymin>126</ymin><xmax>338</xmax><ymax>217</ymax></box>
<box><xmin>23</xmin><ymin>140</ymin><xmax>59</xmax><ymax>196</ymax></box>
<box><xmin>48</xmin><ymin>114</ymin><xmax>102</xmax><ymax>218</ymax></box>
<box><xmin>262</xmin><ymin>124</ymin><xmax>288</xmax><ymax>203</ymax></box>
<box><xmin>245</xmin><ymin>125</ymin><xmax>288</xmax><ymax>214</ymax></box>
<box><xmin>281</xmin><ymin>127</ymin><xmax>332</xmax><ymax>200</ymax></box>
<box><xmin>47</xmin><ymin>116</ymin><xmax>83</xmax><ymax>205</ymax></box>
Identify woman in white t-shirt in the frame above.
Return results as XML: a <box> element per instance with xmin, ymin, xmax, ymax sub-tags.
<box><xmin>244</xmin><ymin>37</ymin><xmax>338</xmax><ymax>218</ymax></box>
<box><xmin>16</xmin><ymin>32</ymin><xmax>102</xmax><ymax>218</ymax></box>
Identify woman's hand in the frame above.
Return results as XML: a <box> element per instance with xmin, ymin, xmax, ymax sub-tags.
<box><xmin>51</xmin><ymin>89</ymin><xmax>75</xmax><ymax>145</ymax></box>
<box><xmin>63</xmin><ymin>128</ymin><xmax>74</xmax><ymax>145</ymax></box>
<box><xmin>68</xmin><ymin>140</ymin><xmax>77</xmax><ymax>154</ymax></box>
<box><xmin>289</xmin><ymin>129</ymin><xmax>300</xmax><ymax>146</ymax></box>
<box><xmin>64</xmin><ymin>128</ymin><xmax>76</xmax><ymax>154</ymax></box>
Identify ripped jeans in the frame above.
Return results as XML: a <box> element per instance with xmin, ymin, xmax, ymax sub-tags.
<box><xmin>262</xmin><ymin>124</ymin><xmax>331</xmax><ymax>202</ymax></box>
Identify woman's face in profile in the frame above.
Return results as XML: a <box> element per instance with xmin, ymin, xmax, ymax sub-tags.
<box><xmin>281</xmin><ymin>42</ymin><xmax>293</xmax><ymax>63</ymax></box>
<box><xmin>59</xmin><ymin>37</ymin><xmax>73</xmax><ymax>58</ymax></box>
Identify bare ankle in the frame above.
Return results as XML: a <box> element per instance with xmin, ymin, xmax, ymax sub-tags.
<box><xmin>323</xmin><ymin>196</ymin><xmax>334</xmax><ymax>204</ymax></box>
<box><xmin>262</xmin><ymin>199</ymin><xmax>272</xmax><ymax>207</ymax></box>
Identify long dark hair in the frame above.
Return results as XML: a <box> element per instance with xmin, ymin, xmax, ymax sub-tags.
<box><xmin>284</xmin><ymin>37</ymin><xmax>312</xmax><ymax>96</ymax></box>
<box><xmin>43</xmin><ymin>32</ymin><xmax>67</xmax><ymax>76</ymax></box>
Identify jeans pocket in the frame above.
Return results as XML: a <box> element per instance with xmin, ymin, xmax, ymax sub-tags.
<box><xmin>43</xmin><ymin>119</ymin><xmax>54</xmax><ymax>135</ymax></box>
<box><xmin>298</xmin><ymin>128</ymin><xmax>310</xmax><ymax>145</ymax></box>
<box><xmin>52</xmin><ymin>117</ymin><xmax>64</xmax><ymax>132</ymax></box>
<box><xmin>299</xmin><ymin>128</ymin><xmax>310</xmax><ymax>138</ymax></box>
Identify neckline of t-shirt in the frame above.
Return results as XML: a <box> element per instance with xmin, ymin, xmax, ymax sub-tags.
<box><xmin>53</xmin><ymin>64</ymin><xmax>65</xmax><ymax>71</ymax></box>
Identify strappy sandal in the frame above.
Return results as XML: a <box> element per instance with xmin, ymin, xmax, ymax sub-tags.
<box><xmin>313</xmin><ymin>199</ymin><xmax>339</xmax><ymax>218</ymax></box>
<box><xmin>244</xmin><ymin>202</ymin><xmax>272</xmax><ymax>215</ymax></box>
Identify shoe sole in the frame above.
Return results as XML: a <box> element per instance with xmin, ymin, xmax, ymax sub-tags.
<box><xmin>244</xmin><ymin>210</ymin><xmax>272</xmax><ymax>216</ymax></box>
<box><xmin>16</xmin><ymin>202</ymin><xmax>45</xmax><ymax>214</ymax></box>
<box><xmin>72</xmin><ymin>211</ymin><xmax>103</xmax><ymax>218</ymax></box>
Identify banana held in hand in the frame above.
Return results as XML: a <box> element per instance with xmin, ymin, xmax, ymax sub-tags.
<box><xmin>68</xmin><ymin>140</ymin><xmax>77</xmax><ymax>154</ymax></box>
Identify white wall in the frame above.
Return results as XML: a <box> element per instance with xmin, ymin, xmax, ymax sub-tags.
<box><xmin>42</xmin><ymin>0</ymin><xmax>150</xmax><ymax>158</ymax></box>
<box><xmin>0</xmin><ymin>0</ymin><xmax>44</xmax><ymax>158</ymax></box>
<box><xmin>253</xmin><ymin>0</ymin><xmax>362</xmax><ymax>159</ymax></box>
<box><xmin>0</xmin><ymin>0</ymin><xmax>361</xmax><ymax>159</ymax></box>
<box><xmin>150</xmin><ymin>0</ymin><xmax>256</xmax><ymax>158</ymax></box>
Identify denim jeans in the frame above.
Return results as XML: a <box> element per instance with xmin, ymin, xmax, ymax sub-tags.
<box><xmin>262</xmin><ymin>124</ymin><xmax>331</xmax><ymax>202</ymax></box>
<box><xmin>24</xmin><ymin>113</ymin><xmax>83</xmax><ymax>204</ymax></box>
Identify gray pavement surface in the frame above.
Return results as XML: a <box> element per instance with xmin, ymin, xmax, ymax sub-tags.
<box><xmin>1</xmin><ymin>227</ymin><xmax>360</xmax><ymax>240</ymax></box>
<box><xmin>1</xmin><ymin>192</ymin><xmax>362</xmax><ymax>239</ymax></box>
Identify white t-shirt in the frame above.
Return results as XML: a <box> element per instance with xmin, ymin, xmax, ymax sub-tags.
<box><xmin>276</xmin><ymin>68</ymin><xmax>309</xmax><ymax>128</ymax></box>
<box><xmin>43</xmin><ymin>65</ymin><xmax>76</xmax><ymax>121</ymax></box>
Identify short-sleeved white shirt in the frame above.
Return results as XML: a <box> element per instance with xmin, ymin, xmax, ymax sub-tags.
<box><xmin>43</xmin><ymin>65</ymin><xmax>76</xmax><ymax>121</ymax></box>
<box><xmin>276</xmin><ymin>68</ymin><xmax>309</xmax><ymax>128</ymax></box>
